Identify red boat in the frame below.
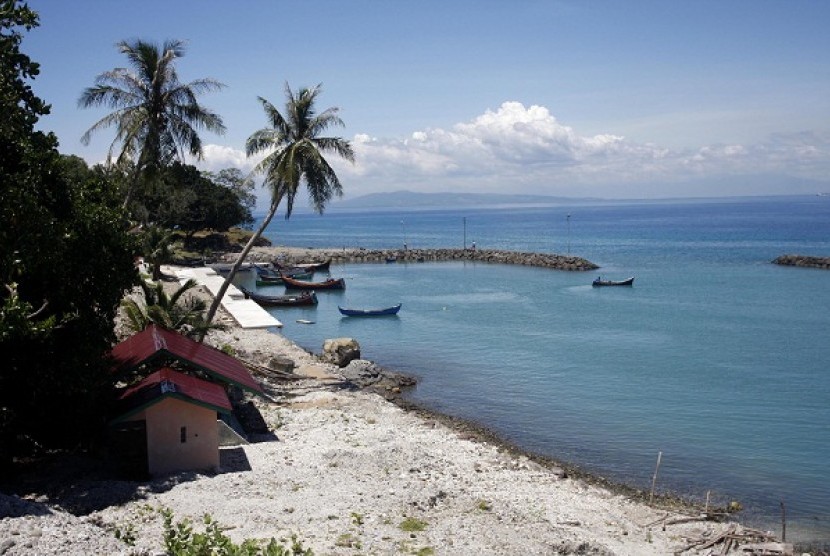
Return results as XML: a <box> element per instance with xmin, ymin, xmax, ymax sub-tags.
<box><xmin>281</xmin><ymin>273</ymin><xmax>345</xmax><ymax>290</ymax></box>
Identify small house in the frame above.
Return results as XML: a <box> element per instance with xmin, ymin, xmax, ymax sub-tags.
<box><xmin>109</xmin><ymin>324</ymin><xmax>263</xmax><ymax>477</ymax></box>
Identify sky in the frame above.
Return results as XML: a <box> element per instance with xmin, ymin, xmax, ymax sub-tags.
<box><xmin>22</xmin><ymin>0</ymin><xmax>830</xmax><ymax>206</ymax></box>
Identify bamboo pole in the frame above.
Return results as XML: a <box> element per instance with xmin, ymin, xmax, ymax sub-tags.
<box><xmin>649</xmin><ymin>451</ymin><xmax>662</xmax><ymax>505</ymax></box>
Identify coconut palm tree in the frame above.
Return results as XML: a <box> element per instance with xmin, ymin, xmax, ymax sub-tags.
<box><xmin>78</xmin><ymin>39</ymin><xmax>226</xmax><ymax>208</ymax></box>
<box><xmin>121</xmin><ymin>278</ymin><xmax>224</xmax><ymax>339</ymax></box>
<box><xmin>201</xmin><ymin>83</ymin><xmax>354</xmax><ymax>336</ymax></box>
<box><xmin>139</xmin><ymin>225</ymin><xmax>176</xmax><ymax>281</ymax></box>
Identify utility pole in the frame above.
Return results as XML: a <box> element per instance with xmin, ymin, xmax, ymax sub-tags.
<box><xmin>567</xmin><ymin>213</ymin><xmax>571</xmax><ymax>255</ymax></box>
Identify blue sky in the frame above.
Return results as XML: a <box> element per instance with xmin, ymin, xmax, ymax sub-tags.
<box><xmin>24</xmin><ymin>0</ymin><xmax>830</xmax><ymax>203</ymax></box>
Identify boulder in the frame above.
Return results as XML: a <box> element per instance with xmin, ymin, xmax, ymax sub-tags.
<box><xmin>322</xmin><ymin>337</ymin><xmax>361</xmax><ymax>367</ymax></box>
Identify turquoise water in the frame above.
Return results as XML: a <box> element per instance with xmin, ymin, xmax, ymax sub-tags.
<box><xmin>242</xmin><ymin>195</ymin><xmax>830</xmax><ymax>541</ymax></box>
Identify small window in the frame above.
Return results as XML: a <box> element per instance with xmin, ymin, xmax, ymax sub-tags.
<box><xmin>180</xmin><ymin>426</ymin><xmax>187</xmax><ymax>443</ymax></box>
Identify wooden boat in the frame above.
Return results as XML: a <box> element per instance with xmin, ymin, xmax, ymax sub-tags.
<box><xmin>298</xmin><ymin>258</ymin><xmax>331</xmax><ymax>273</ymax></box>
<box><xmin>338</xmin><ymin>303</ymin><xmax>401</xmax><ymax>317</ymax></box>
<box><xmin>281</xmin><ymin>273</ymin><xmax>346</xmax><ymax>290</ymax></box>
<box><xmin>209</xmin><ymin>262</ymin><xmax>254</xmax><ymax>274</ymax></box>
<box><xmin>274</xmin><ymin>258</ymin><xmax>331</xmax><ymax>273</ymax></box>
<box><xmin>254</xmin><ymin>264</ymin><xmax>311</xmax><ymax>286</ymax></box>
<box><xmin>592</xmin><ymin>276</ymin><xmax>635</xmax><ymax>287</ymax></box>
<box><xmin>240</xmin><ymin>287</ymin><xmax>318</xmax><ymax>307</ymax></box>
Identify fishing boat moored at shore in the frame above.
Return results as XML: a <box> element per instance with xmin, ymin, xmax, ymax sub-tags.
<box><xmin>240</xmin><ymin>287</ymin><xmax>318</xmax><ymax>307</ymax></box>
<box><xmin>281</xmin><ymin>273</ymin><xmax>346</xmax><ymax>290</ymax></box>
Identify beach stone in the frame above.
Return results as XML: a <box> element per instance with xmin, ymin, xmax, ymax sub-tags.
<box><xmin>322</xmin><ymin>337</ymin><xmax>361</xmax><ymax>367</ymax></box>
<box><xmin>268</xmin><ymin>355</ymin><xmax>295</xmax><ymax>373</ymax></box>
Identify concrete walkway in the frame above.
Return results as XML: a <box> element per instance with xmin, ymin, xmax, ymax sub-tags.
<box><xmin>170</xmin><ymin>266</ymin><xmax>283</xmax><ymax>329</ymax></box>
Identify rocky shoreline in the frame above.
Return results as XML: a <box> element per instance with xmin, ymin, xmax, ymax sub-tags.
<box><xmin>0</xmin><ymin>259</ymin><xmax>795</xmax><ymax>555</ymax></box>
<box><xmin>773</xmin><ymin>254</ymin><xmax>830</xmax><ymax>270</ymax></box>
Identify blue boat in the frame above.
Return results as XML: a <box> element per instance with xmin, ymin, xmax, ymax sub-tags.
<box><xmin>338</xmin><ymin>303</ymin><xmax>401</xmax><ymax>317</ymax></box>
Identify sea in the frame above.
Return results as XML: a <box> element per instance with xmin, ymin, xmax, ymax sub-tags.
<box><xmin>240</xmin><ymin>195</ymin><xmax>830</xmax><ymax>543</ymax></box>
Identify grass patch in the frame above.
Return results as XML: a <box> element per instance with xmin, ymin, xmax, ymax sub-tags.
<box><xmin>399</xmin><ymin>517</ymin><xmax>427</xmax><ymax>532</ymax></box>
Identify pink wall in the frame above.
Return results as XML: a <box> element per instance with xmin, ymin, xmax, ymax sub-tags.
<box><xmin>134</xmin><ymin>397</ymin><xmax>220</xmax><ymax>476</ymax></box>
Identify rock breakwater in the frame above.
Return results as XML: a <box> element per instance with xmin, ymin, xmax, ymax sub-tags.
<box><xmin>243</xmin><ymin>247</ymin><xmax>599</xmax><ymax>271</ymax></box>
<box><xmin>773</xmin><ymin>254</ymin><xmax>830</xmax><ymax>269</ymax></box>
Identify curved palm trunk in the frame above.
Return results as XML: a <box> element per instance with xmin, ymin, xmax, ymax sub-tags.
<box><xmin>198</xmin><ymin>200</ymin><xmax>279</xmax><ymax>342</ymax></box>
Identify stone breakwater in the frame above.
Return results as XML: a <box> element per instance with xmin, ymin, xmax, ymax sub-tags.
<box><xmin>243</xmin><ymin>247</ymin><xmax>599</xmax><ymax>271</ymax></box>
<box><xmin>773</xmin><ymin>254</ymin><xmax>830</xmax><ymax>269</ymax></box>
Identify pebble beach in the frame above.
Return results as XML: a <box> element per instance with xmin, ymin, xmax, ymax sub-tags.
<box><xmin>0</xmin><ymin>254</ymin><xmax>788</xmax><ymax>555</ymax></box>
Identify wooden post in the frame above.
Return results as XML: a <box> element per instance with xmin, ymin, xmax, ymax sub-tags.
<box><xmin>704</xmin><ymin>490</ymin><xmax>711</xmax><ymax>515</ymax></box>
<box><xmin>649</xmin><ymin>451</ymin><xmax>662</xmax><ymax>505</ymax></box>
<box><xmin>780</xmin><ymin>500</ymin><xmax>786</xmax><ymax>542</ymax></box>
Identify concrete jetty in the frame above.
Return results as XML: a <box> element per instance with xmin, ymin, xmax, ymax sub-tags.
<box><xmin>169</xmin><ymin>266</ymin><xmax>283</xmax><ymax>329</ymax></box>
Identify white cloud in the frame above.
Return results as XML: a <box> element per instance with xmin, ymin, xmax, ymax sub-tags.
<box><xmin>187</xmin><ymin>144</ymin><xmax>260</xmax><ymax>173</ymax></box>
<box><xmin>188</xmin><ymin>103</ymin><xmax>830</xmax><ymax>200</ymax></box>
<box><xmin>335</xmin><ymin>102</ymin><xmax>830</xmax><ymax>197</ymax></box>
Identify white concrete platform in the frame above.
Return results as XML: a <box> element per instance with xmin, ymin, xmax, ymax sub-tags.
<box><xmin>169</xmin><ymin>266</ymin><xmax>282</xmax><ymax>329</ymax></box>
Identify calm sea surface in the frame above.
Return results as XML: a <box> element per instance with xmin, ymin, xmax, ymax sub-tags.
<box><xmin>241</xmin><ymin>195</ymin><xmax>830</xmax><ymax>542</ymax></box>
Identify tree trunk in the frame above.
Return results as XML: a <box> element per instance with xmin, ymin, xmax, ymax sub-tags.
<box><xmin>199</xmin><ymin>201</ymin><xmax>279</xmax><ymax>342</ymax></box>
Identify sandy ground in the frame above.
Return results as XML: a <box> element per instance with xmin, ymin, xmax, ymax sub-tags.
<box><xmin>0</xmin><ymin>265</ymin><xmax>778</xmax><ymax>555</ymax></box>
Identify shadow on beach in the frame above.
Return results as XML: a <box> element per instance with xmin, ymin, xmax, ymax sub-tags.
<box><xmin>0</xmin><ymin>446</ymin><xmax>254</xmax><ymax>517</ymax></box>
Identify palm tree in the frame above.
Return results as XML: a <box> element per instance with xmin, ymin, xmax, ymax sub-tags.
<box><xmin>139</xmin><ymin>225</ymin><xmax>176</xmax><ymax>281</ymax></box>
<box><xmin>201</xmin><ymin>83</ymin><xmax>354</xmax><ymax>336</ymax></box>
<box><xmin>121</xmin><ymin>278</ymin><xmax>224</xmax><ymax>339</ymax></box>
<box><xmin>78</xmin><ymin>39</ymin><xmax>226</xmax><ymax>208</ymax></box>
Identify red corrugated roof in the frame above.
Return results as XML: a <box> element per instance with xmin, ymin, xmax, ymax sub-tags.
<box><xmin>111</xmin><ymin>325</ymin><xmax>263</xmax><ymax>394</ymax></box>
<box><xmin>113</xmin><ymin>367</ymin><xmax>232</xmax><ymax>423</ymax></box>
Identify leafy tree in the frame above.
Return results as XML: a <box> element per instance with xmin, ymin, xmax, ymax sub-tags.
<box><xmin>202</xmin><ymin>83</ymin><xmax>354</xmax><ymax>334</ymax></box>
<box><xmin>144</xmin><ymin>163</ymin><xmax>253</xmax><ymax>236</ymax></box>
<box><xmin>121</xmin><ymin>279</ymin><xmax>224</xmax><ymax>340</ymax></box>
<box><xmin>206</xmin><ymin>167</ymin><xmax>257</xmax><ymax>222</ymax></box>
<box><xmin>78</xmin><ymin>39</ymin><xmax>226</xmax><ymax>208</ymax></box>
<box><xmin>0</xmin><ymin>1</ymin><xmax>137</xmax><ymax>465</ymax></box>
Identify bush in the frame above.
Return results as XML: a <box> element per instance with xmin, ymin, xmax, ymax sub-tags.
<box><xmin>161</xmin><ymin>508</ymin><xmax>314</xmax><ymax>556</ymax></box>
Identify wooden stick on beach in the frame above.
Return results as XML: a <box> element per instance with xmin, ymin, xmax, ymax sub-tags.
<box><xmin>649</xmin><ymin>451</ymin><xmax>662</xmax><ymax>505</ymax></box>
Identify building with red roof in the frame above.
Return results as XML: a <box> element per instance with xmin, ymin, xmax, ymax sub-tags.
<box><xmin>109</xmin><ymin>325</ymin><xmax>263</xmax><ymax>476</ymax></box>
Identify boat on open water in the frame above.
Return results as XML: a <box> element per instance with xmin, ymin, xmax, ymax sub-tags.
<box><xmin>592</xmin><ymin>276</ymin><xmax>635</xmax><ymax>287</ymax></box>
<box><xmin>338</xmin><ymin>303</ymin><xmax>401</xmax><ymax>317</ymax></box>
<box><xmin>274</xmin><ymin>258</ymin><xmax>331</xmax><ymax>274</ymax></box>
<box><xmin>281</xmin><ymin>273</ymin><xmax>346</xmax><ymax>290</ymax></box>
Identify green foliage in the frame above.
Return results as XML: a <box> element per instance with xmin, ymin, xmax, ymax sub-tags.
<box><xmin>246</xmin><ymin>83</ymin><xmax>355</xmax><ymax>219</ymax></box>
<box><xmin>0</xmin><ymin>2</ymin><xmax>137</xmax><ymax>464</ymax></box>
<box><xmin>398</xmin><ymin>517</ymin><xmax>427</xmax><ymax>532</ymax></box>
<box><xmin>113</xmin><ymin>522</ymin><xmax>137</xmax><ymax>546</ymax></box>
<box><xmin>139</xmin><ymin>225</ymin><xmax>176</xmax><ymax>281</ymax></box>
<box><xmin>121</xmin><ymin>279</ymin><xmax>225</xmax><ymax>340</ymax></box>
<box><xmin>161</xmin><ymin>509</ymin><xmax>313</xmax><ymax>556</ymax></box>
<box><xmin>203</xmin><ymin>83</ymin><xmax>354</xmax><ymax>332</ymax></box>
<box><xmin>145</xmin><ymin>163</ymin><xmax>253</xmax><ymax>234</ymax></box>
<box><xmin>79</xmin><ymin>39</ymin><xmax>225</xmax><ymax>209</ymax></box>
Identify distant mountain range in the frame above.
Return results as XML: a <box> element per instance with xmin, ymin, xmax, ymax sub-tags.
<box><xmin>331</xmin><ymin>190</ymin><xmax>600</xmax><ymax>209</ymax></box>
